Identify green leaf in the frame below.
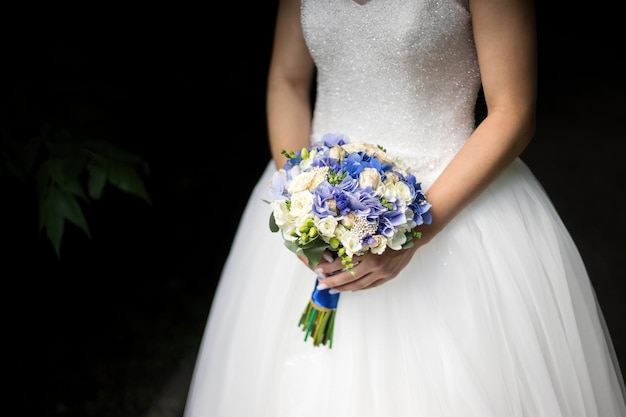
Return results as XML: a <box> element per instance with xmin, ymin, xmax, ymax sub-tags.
<box><xmin>269</xmin><ymin>212</ymin><xmax>279</xmax><ymax>233</ymax></box>
<box><xmin>283</xmin><ymin>239</ymin><xmax>328</xmax><ymax>268</ymax></box>
<box><xmin>108</xmin><ymin>162</ymin><xmax>152</xmax><ymax>205</ymax></box>
<box><xmin>46</xmin><ymin>156</ymin><xmax>89</xmax><ymax>201</ymax></box>
<box><xmin>58</xmin><ymin>190</ymin><xmax>91</xmax><ymax>238</ymax></box>
<box><xmin>302</xmin><ymin>245</ymin><xmax>327</xmax><ymax>268</ymax></box>
<box><xmin>39</xmin><ymin>185</ymin><xmax>92</xmax><ymax>257</ymax></box>
<box><xmin>86</xmin><ymin>158</ymin><xmax>109</xmax><ymax>200</ymax></box>
<box><xmin>83</xmin><ymin>138</ymin><xmax>143</xmax><ymax>164</ymax></box>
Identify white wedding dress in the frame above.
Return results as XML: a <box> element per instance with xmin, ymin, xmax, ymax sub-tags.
<box><xmin>184</xmin><ymin>0</ymin><xmax>626</xmax><ymax>416</ymax></box>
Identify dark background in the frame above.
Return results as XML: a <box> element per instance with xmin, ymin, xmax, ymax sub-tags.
<box><xmin>1</xmin><ymin>3</ymin><xmax>624</xmax><ymax>417</ymax></box>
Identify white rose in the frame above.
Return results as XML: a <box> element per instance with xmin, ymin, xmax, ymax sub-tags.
<box><xmin>288</xmin><ymin>171</ymin><xmax>318</xmax><ymax>193</ymax></box>
<box><xmin>315</xmin><ymin>216</ymin><xmax>338</xmax><ymax>239</ymax></box>
<box><xmin>359</xmin><ymin>167</ymin><xmax>381</xmax><ymax>189</ymax></box>
<box><xmin>287</xmin><ymin>167</ymin><xmax>329</xmax><ymax>193</ymax></box>
<box><xmin>385</xmin><ymin>172</ymin><xmax>401</xmax><ymax>184</ymax></box>
<box><xmin>394</xmin><ymin>181</ymin><xmax>413</xmax><ymax>204</ymax></box>
<box><xmin>378</xmin><ymin>181</ymin><xmax>396</xmax><ymax>198</ymax></box>
<box><xmin>366</xmin><ymin>235</ymin><xmax>388</xmax><ymax>255</ymax></box>
<box><xmin>289</xmin><ymin>190</ymin><xmax>315</xmax><ymax>218</ymax></box>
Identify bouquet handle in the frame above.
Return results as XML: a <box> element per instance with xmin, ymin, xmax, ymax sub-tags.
<box><xmin>298</xmin><ymin>278</ymin><xmax>340</xmax><ymax>348</ymax></box>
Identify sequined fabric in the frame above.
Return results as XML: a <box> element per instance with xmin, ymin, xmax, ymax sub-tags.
<box><xmin>302</xmin><ymin>0</ymin><xmax>480</xmax><ymax>188</ymax></box>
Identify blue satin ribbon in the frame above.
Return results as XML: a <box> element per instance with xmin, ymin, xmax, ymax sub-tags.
<box><xmin>311</xmin><ymin>280</ymin><xmax>340</xmax><ymax>309</ymax></box>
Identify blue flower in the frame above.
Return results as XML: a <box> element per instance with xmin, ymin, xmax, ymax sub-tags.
<box><xmin>320</xmin><ymin>132</ymin><xmax>349</xmax><ymax>147</ymax></box>
<box><xmin>268</xmin><ymin>170</ymin><xmax>287</xmax><ymax>200</ymax></box>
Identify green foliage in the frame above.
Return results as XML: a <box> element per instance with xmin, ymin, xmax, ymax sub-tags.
<box><xmin>2</xmin><ymin>42</ymin><xmax>153</xmax><ymax>259</ymax></box>
<box><xmin>0</xmin><ymin>125</ymin><xmax>151</xmax><ymax>258</ymax></box>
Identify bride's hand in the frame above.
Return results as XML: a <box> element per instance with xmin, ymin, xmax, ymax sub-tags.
<box><xmin>313</xmin><ymin>233</ymin><xmax>433</xmax><ymax>292</ymax></box>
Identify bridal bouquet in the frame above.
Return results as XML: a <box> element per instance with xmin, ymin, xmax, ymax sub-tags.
<box><xmin>266</xmin><ymin>133</ymin><xmax>432</xmax><ymax>348</ymax></box>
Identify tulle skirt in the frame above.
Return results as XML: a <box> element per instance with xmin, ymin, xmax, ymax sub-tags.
<box><xmin>184</xmin><ymin>158</ymin><xmax>626</xmax><ymax>417</ymax></box>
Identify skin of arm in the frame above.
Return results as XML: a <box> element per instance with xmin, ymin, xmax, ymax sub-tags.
<box><xmin>266</xmin><ymin>0</ymin><xmax>316</xmax><ymax>170</ymax></box>
<box><xmin>314</xmin><ymin>0</ymin><xmax>538</xmax><ymax>291</ymax></box>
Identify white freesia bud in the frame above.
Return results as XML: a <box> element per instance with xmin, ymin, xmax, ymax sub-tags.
<box><xmin>315</xmin><ymin>216</ymin><xmax>338</xmax><ymax>239</ymax></box>
<box><xmin>289</xmin><ymin>190</ymin><xmax>315</xmax><ymax>218</ymax></box>
<box><xmin>359</xmin><ymin>167</ymin><xmax>381</xmax><ymax>189</ymax></box>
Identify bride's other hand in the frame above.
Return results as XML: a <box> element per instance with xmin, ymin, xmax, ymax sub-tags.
<box><xmin>314</xmin><ymin>228</ymin><xmax>436</xmax><ymax>292</ymax></box>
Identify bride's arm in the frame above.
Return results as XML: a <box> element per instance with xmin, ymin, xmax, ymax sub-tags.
<box><xmin>425</xmin><ymin>0</ymin><xmax>537</xmax><ymax>234</ymax></box>
<box><xmin>266</xmin><ymin>0</ymin><xmax>316</xmax><ymax>170</ymax></box>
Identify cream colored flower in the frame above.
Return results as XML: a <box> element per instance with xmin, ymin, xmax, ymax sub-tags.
<box><xmin>289</xmin><ymin>190</ymin><xmax>315</xmax><ymax>218</ymax></box>
<box><xmin>384</xmin><ymin>171</ymin><xmax>402</xmax><ymax>184</ymax></box>
<box><xmin>328</xmin><ymin>144</ymin><xmax>344</xmax><ymax>161</ymax></box>
<box><xmin>334</xmin><ymin>223</ymin><xmax>349</xmax><ymax>239</ymax></box>
<box><xmin>270</xmin><ymin>199</ymin><xmax>292</xmax><ymax>227</ymax></box>
<box><xmin>341</xmin><ymin>142</ymin><xmax>395</xmax><ymax>164</ymax></box>
<box><xmin>318</xmin><ymin>198</ymin><xmax>337</xmax><ymax>216</ymax></box>
<box><xmin>315</xmin><ymin>216</ymin><xmax>339</xmax><ymax>239</ymax></box>
<box><xmin>379</xmin><ymin>182</ymin><xmax>396</xmax><ymax>198</ymax></box>
<box><xmin>340</xmin><ymin>212</ymin><xmax>356</xmax><ymax>228</ymax></box>
<box><xmin>287</xmin><ymin>167</ymin><xmax>329</xmax><ymax>193</ymax></box>
<box><xmin>288</xmin><ymin>171</ymin><xmax>317</xmax><ymax>193</ymax></box>
<box><xmin>394</xmin><ymin>181</ymin><xmax>413</xmax><ymax>203</ymax></box>
<box><xmin>366</xmin><ymin>235</ymin><xmax>388</xmax><ymax>255</ymax></box>
<box><xmin>359</xmin><ymin>167</ymin><xmax>381</xmax><ymax>189</ymax></box>
<box><xmin>340</xmin><ymin>230</ymin><xmax>362</xmax><ymax>257</ymax></box>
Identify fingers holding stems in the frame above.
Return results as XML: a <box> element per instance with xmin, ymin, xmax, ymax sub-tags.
<box><xmin>315</xmin><ymin>252</ymin><xmax>370</xmax><ymax>293</ymax></box>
